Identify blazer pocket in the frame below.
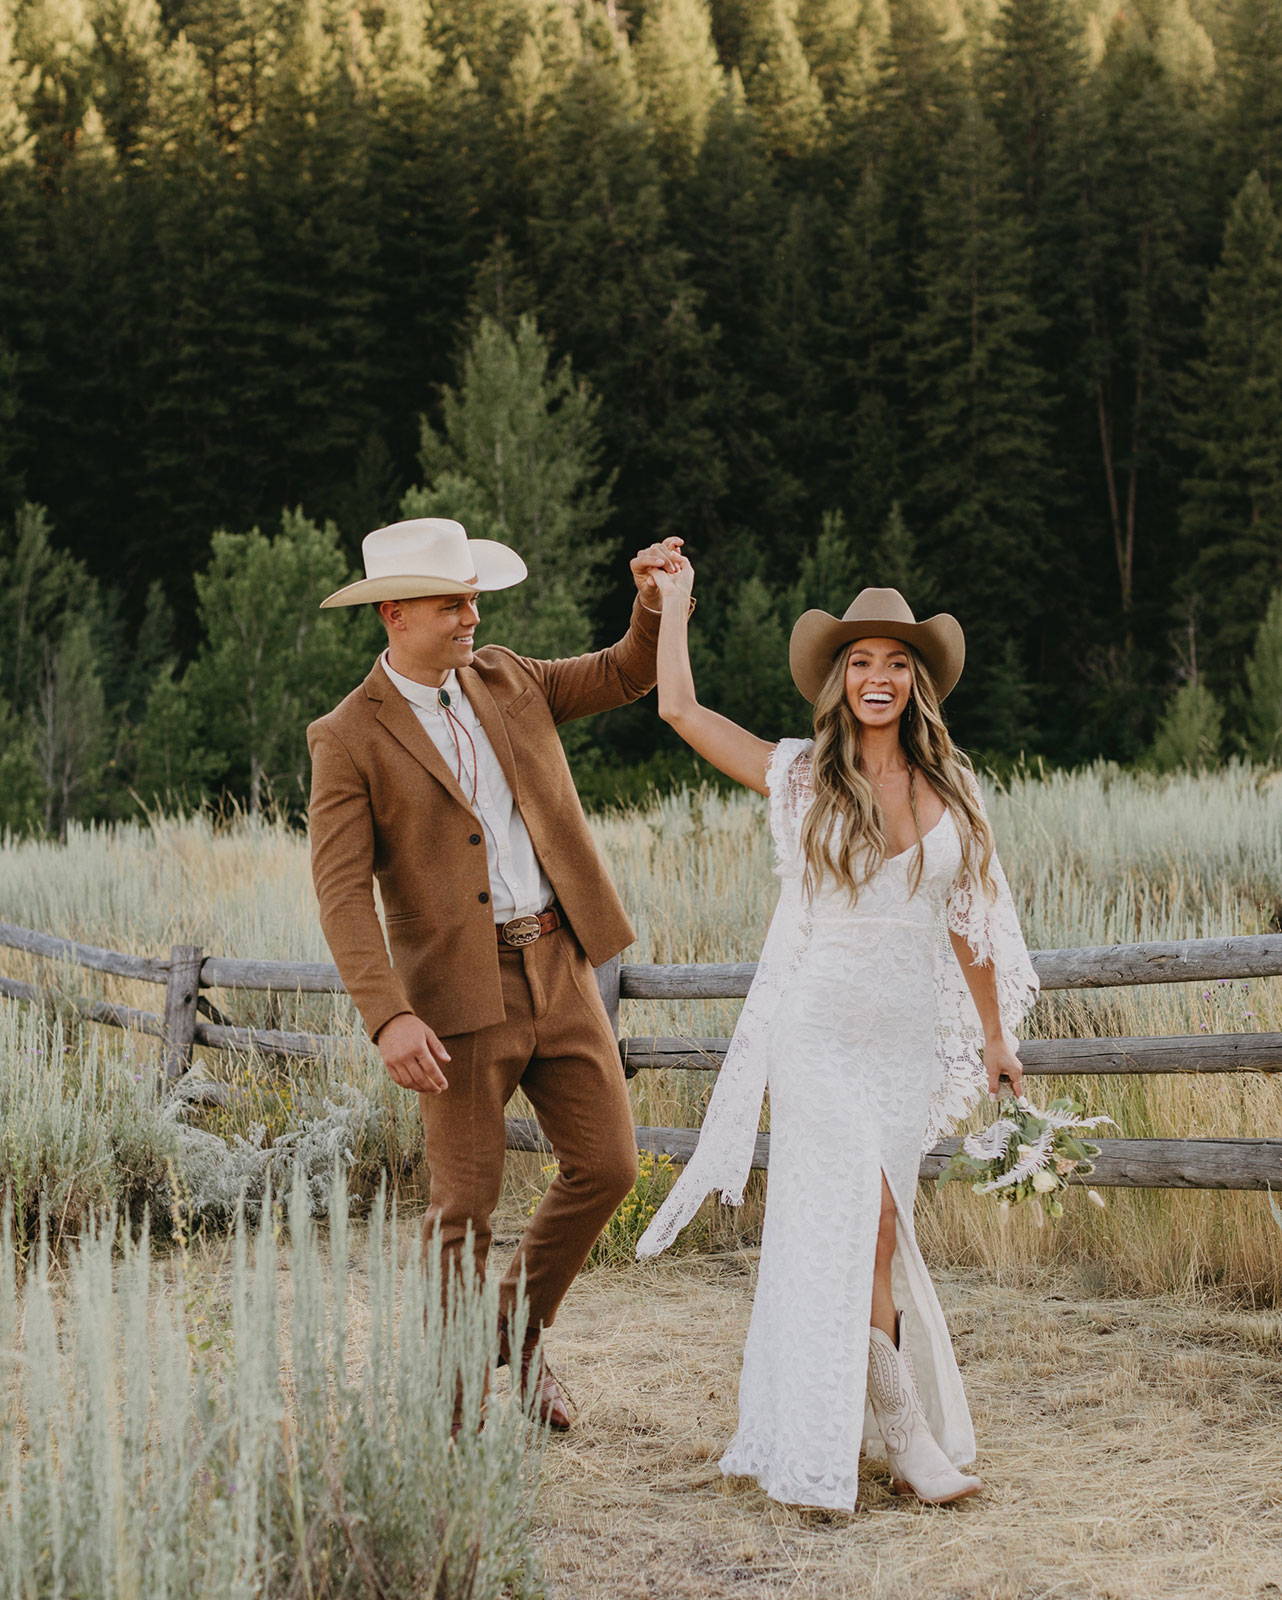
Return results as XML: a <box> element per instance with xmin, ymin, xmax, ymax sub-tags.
<box><xmin>384</xmin><ymin>909</ymin><xmax>423</xmax><ymax>924</ymax></box>
<box><xmin>504</xmin><ymin>687</ymin><xmax>535</xmax><ymax>719</ymax></box>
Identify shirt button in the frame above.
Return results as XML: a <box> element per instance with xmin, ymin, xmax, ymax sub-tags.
<box><xmin>478</xmin><ymin>891</ymin><xmax>490</xmax><ymax>904</ymax></box>
<box><xmin>469</xmin><ymin>833</ymin><xmax>482</xmax><ymax>845</ymax></box>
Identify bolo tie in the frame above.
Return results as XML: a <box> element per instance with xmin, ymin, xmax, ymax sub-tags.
<box><xmin>437</xmin><ymin>687</ymin><xmax>479</xmax><ymax>806</ymax></box>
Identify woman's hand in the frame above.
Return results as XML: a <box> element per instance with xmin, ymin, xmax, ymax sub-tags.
<box><xmin>983</xmin><ymin>1030</ymin><xmax>1024</xmax><ymax>1099</ymax></box>
<box><xmin>654</xmin><ymin>554</ymin><xmax>695</xmax><ymax>602</ymax></box>
<box><xmin>631</xmin><ymin>537</ymin><xmax>685</xmax><ymax>608</ymax></box>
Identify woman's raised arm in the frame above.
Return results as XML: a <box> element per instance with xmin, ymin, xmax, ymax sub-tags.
<box><xmin>654</xmin><ymin>559</ymin><xmax>775</xmax><ymax>795</ymax></box>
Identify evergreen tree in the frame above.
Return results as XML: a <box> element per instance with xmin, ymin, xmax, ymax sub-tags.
<box><xmin>14</xmin><ymin>0</ymin><xmax>98</xmax><ymax>176</ymax></box>
<box><xmin>120</xmin><ymin>577</ymin><xmax>176</xmax><ymax>719</ymax></box>
<box><xmin>1147</xmin><ymin>0</ymin><xmax>1215</xmax><ymax>90</ymax></box>
<box><xmin>20</xmin><ymin>118</ymin><xmax>141</xmax><ymax>583</ymax></box>
<box><xmin>0</xmin><ymin>692</ymin><xmax>41</xmax><ymax>833</ymax></box>
<box><xmin>700</xmin><ymin>568</ymin><xmax>797</xmax><ymax>733</ymax></box>
<box><xmin>753</xmin><ymin>192</ymin><xmax>847</xmax><ymax>530</ymax></box>
<box><xmin>175</xmin><ymin>0</ymin><xmax>290</xmax><ymax>142</ymax></box>
<box><xmin>183</xmin><ymin>511</ymin><xmax>379</xmax><ymax>812</ymax></box>
<box><xmin>673</xmin><ymin>82</ymin><xmax>799</xmax><ymax>546</ymax></box>
<box><xmin>1062</xmin><ymin>26</ymin><xmax>1209</xmax><ymax>629</ymax></box>
<box><xmin>1149</xmin><ymin>678</ymin><xmax>1224</xmax><ymax>772</ymax></box>
<box><xmin>1243</xmin><ymin>584</ymin><xmax>1282</xmax><ymax>763</ymax></box>
<box><xmin>865</xmin><ymin>0</ymin><xmax>965</xmax><ymax>262</ymax></box>
<box><xmin>1179</xmin><ymin>172</ymin><xmax>1282</xmax><ymax>683</ymax></box>
<box><xmin>0</xmin><ymin>339</ymin><xmax>24</xmax><ymax>514</ymax></box>
<box><xmin>738</xmin><ymin>0</ymin><xmax>825</xmax><ymax>159</ymax></box>
<box><xmin>984</xmin><ymin>0</ymin><xmax>1085</xmax><ymax>218</ymax></box>
<box><xmin>905</xmin><ymin>101</ymin><xmax>1053</xmax><ymax>747</ymax></box>
<box><xmin>827</xmin><ymin>167</ymin><xmax>908</xmax><ymax>547</ymax></box>
<box><xmin>867</xmin><ymin>500</ymin><xmax>929</xmax><ymax>601</ymax></box>
<box><xmin>0</xmin><ymin>503</ymin><xmax>87</xmax><ymax>714</ymax></box>
<box><xmin>91</xmin><ymin>0</ymin><xmax>171</xmax><ymax>159</ymax></box>
<box><xmin>0</xmin><ymin>0</ymin><xmax>35</xmax><ymax>164</ymax></box>
<box><xmin>233</xmin><ymin>0</ymin><xmax>380</xmax><ymax>535</ymax></box>
<box><xmin>526</xmin><ymin>26</ymin><xmax>722</xmax><ymax>555</ymax></box>
<box><xmin>132</xmin><ymin>94</ymin><xmax>268</xmax><ymax>589</ymax></box>
<box><xmin>1217</xmin><ymin>0</ymin><xmax>1282</xmax><ymax>193</ymax></box>
<box><xmin>407</xmin><ymin>313</ymin><xmax>611</xmax><ymax>659</ymax></box>
<box><xmin>788</xmin><ymin>509</ymin><xmax>862</xmax><ymax>614</ymax></box>
<box><xmin>796</xmin><ymin>0</ymin><xmax>886</xmax><ymax>106</ymax></box>
<box><xmin>633</xmin><ymin>0</ymin><xmax>725</xmax><ymax>172</ymax></box>
<box><xmin>365</xmin><ymin>54</ymin><xmax>502</xmax><ymax>477</ymax></box>
<box><xmin>130</xmin><ymin>664</ymin><xmax>219</xmax><ymax>805</ymax></box>
<box><xmin>34</xmin><ymin>612</ymin><xmax>108</xmax><ymax>835</ymax></box>
<box><xmin>0</xmin><ymin>7</ymin><xmax>39</xmax><ymax>523</ymax></box>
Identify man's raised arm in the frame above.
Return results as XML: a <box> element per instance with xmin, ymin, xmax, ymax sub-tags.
<box><xmin>517</xmin><ymin>537</ymin><xmax>690</xmax><ymax>723</ymax></box>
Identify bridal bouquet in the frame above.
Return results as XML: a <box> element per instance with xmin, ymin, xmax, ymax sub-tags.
<box><xmin>938</xmin><ymin>1094</ymin><xmax>1116</xmax><ymax>1223</ymax></box>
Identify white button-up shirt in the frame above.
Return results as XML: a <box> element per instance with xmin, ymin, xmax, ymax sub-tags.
<box><xmin>381</xmin><ymin>652</ymin><xmax>554</xmax><ymax>924</ymax></box>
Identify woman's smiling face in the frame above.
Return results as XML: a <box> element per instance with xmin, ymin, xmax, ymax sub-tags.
<box><xmin>844</xmin><ymin>637</ymin><xmax>913</xmax><ymax>728</ymax></box>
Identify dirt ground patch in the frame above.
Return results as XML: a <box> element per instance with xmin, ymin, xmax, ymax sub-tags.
<box><xmin>529</xmin><ymin>1248</ymin><xmax>1282</xmax><ymax>1600</ymax></box>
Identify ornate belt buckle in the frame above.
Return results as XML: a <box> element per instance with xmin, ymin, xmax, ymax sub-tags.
<box><xmin>500</xmin><ymin>914</ymin><xmax>542</xmax><ymax>947</ymax></box>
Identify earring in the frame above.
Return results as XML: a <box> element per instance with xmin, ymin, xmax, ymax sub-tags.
<box><xmin>905</xmin><ymin>699</ymin><xmax>916</xmax><ymax>722</ymax></box>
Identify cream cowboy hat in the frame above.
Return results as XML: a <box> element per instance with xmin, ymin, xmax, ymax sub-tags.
<box><xmin>789</xmin><ymin>587</ymin><xmax>965</xmax><ymax>703</ymax></box>
<box><xmin>319</xmin><ymin>518</ymin><xmax>528</xmax><ymax>608</ymax></box>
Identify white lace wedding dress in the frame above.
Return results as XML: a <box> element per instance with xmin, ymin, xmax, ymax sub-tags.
<box><xmin>637</xmin><ymin>738</ymin><xmax>1039</xmax><ymax>1511</ymax></box>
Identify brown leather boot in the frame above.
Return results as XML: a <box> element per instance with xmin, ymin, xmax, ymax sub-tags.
<box><xmin>498</xmin><ymin>1317</ymin><xmax>574</xmax><ymax>1432</ymax></box>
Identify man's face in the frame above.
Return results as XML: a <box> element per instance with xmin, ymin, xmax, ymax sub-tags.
<box><xmin>381</xmin><ymin>592</ymin><xmax>481</xmax><ymax>673</ymax></box>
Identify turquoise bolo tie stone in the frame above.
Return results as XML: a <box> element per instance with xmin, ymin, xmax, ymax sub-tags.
<box><xmin>438</xmin><ymin>689</ymin><xmax>451</xmax><ymax>708</ymax></box>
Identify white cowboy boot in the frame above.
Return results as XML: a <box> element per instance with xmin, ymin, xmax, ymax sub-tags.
<box><xmin>867</xmin><ymin>1317</ymin><xmax>983</xmax><ymax>1504</ymax></box>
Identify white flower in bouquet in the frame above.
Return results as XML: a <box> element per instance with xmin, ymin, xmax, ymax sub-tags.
<box><xmin>937</xmin><ymin>1094</ymin><xmax>1116</xmax><ymax>1221</ymax></box>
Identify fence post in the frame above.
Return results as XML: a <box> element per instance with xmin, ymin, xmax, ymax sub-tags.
<box><xmin>162</xmin><ymin>945</ymin><xmax>205</xmax><ymax>1080</ymax></box>
<box><xmin>593</xmin><ymin>953</ymin><xmax>622</xmax><ymax>1036</ymax></box>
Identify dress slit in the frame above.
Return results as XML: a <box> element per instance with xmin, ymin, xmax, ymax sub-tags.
<box><xmin>859</xmin><ymin>1161</ymin><xmax>975</xmax><ymax>1468</ymax></box>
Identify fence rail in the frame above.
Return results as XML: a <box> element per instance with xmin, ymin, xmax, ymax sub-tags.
<box><xmin>3</xmin><ymin>920</ymin><xmax>1281</xmax><ymax>1191</ymax></box>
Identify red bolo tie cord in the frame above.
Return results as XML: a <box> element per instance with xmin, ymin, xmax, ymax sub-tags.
<box><xmin>440</xmin><ymin>694</ymin><xmax>479</xmax><ymax>807</ymax></box>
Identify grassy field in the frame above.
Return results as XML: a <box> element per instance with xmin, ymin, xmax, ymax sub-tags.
<box><xmin>2</xmin><ymin>761</ymin><xmax>1282</xmax><ymax>1595</ymax></box>
<box><xmin>1</xmin><ymin>761</ymin><xmax>1280</xmax><ymax>1297</ymax></box>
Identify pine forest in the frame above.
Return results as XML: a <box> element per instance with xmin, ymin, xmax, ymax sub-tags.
<box><xmin>3</xmin><ymin>0</ymin><xmax>1282</xmax><ymax>828</ymax></box>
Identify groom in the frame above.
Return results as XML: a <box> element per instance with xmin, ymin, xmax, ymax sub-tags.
<box><xmin>307</xmin><ymin>517</ymin><xmax>685</xmax><ymax>1428</ymax></box>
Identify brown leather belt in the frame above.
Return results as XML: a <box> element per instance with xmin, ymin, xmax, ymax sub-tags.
<box><xmin>497</xmin><ymin>905</ymin><xmax>562</xmax><ymax>948</ymax></box>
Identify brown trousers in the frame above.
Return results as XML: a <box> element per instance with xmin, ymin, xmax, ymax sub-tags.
<box><xmin>418</xmin><ymin>924</ymin><xmax>638</xmax><ymax>1332</ymax></box>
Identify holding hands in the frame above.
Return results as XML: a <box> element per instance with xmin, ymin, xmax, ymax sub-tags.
<box><xmin>653</xmin><ymin>551</ymin><xmax>695</xmax><ymax>604</ymax></box>
<box><xmin>631</xmin><ymin>537</ymin><xmax>689</xmax><ymax>610</ymax></box>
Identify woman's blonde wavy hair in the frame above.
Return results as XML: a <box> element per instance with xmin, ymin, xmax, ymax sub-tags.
<box><xmin>799</xmin><ymin>640</ymin><xmax>996</xmax><ymax>904</ymax></box>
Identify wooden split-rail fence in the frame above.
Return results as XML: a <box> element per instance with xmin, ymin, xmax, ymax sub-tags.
<box><xmin>2</xmin><ymin>919</ymin><xmax>1281</xmax><ymax>1191</ymax></box>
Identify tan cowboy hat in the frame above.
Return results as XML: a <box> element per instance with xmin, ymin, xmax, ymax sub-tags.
<box><xmin>789</xmin><ymin>587</ymin><xmax>965</xmax><ymax>703</ymax></box>
<box><xmin>319</xmin><ymin>517</ymin><xmax>527</xmax><ymax>608</ymax></box>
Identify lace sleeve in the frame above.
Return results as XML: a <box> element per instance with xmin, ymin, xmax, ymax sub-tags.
<box><xmin>765</xmin><ymin>737</ymin><xmax>814</xmax><ymax>878</ymax></box>
<box><xmin>945</xmin><ymin>772</ymin><xmax>1007</xmax><ymax>964</ymax></box>
<box><xmin>635</xmin><ymin>738</ymin><xmax>816</xmax><ymax>1259</ymax></box>
<box><xmin>925</xmin><ymin>775</ymin><xmax>1039</xmax><ymax>1153</ymax></box>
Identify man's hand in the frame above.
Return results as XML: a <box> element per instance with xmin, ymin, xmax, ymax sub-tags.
<box><xmin>375</xmin><ymin>1011</ymin><xmax>450</xmax><ymax>1093</ymax></box>
<box><xmin>631</xmin><ymin>537</ymin><xmax>686</xmax><ymax>610</ymax></box>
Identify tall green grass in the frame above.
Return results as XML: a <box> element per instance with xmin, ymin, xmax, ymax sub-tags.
<box><xmin>0</xmin><ymin>1173</ymin><xmax>545</xmax><ymax>1598</ymax></box>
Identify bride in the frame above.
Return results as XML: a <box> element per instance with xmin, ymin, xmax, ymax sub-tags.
<box><xmin>637</xmin><ymin>559</ymin><xmax>1039</xmax><ymax>1512</ymax></box>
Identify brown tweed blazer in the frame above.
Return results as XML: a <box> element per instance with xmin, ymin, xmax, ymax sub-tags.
<box><xmin>307</xmin><ymin>599</ymin><xmax>660</xmax><ymax>1041</ymax></box>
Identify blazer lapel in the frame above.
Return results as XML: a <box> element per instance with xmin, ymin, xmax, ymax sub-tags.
<box><xmin>365</xmin><ymin>661</ymin><xmax>476</xmax><ymax>815</ymax></box>
<box><xmin>460</xmin><ymin>666</ymin><xmax>522</xmax><ymax>807</ymax></box>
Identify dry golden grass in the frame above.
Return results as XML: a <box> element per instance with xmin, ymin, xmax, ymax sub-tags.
<box><xmin>163</xmin><ymin>1200</ymin><xmax>1282</xmax><ymax>1600</ymax></box>
<box><xmin>532</xmin><ymin>1245</ymin><xmax>1282</xmax><ymax>1600</ymax></box>
<box><xmin>1</xmin><ymin>762</ymin><xmax>1280</xmax><ymax>1292</ymax></box>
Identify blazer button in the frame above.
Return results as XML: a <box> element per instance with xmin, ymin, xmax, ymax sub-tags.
<box><xmin>478</xmin><ymin>891</ymin><xmax>490</xmax><ymax>904</ymax></box>
<box><xmin>469</xmin><ymin>833</ymin><xmax>482</xmax><ymax>845</ymax></box>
